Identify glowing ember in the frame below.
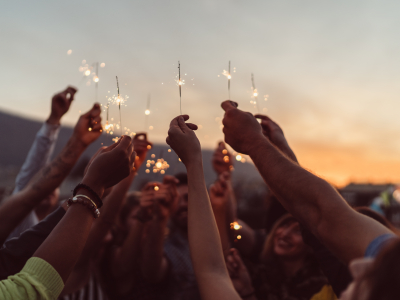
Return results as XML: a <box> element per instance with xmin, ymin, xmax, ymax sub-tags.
<box><xmin>230</xmin><ymin>221</ymin><xmax>242</xmax><ymax>231</ymax></box>
<box><xmin>235</xmin><ymin>154</ymin><xmax>242</xmax><ymax>161</ymax></box>
<box><xmin>145</xmin><ymin>109</ymin><xmax>150</xmax><ymax>115</ymax></box>
<box><xmin>154</xmin><ymin>186</ymin><xmax>159</xmax><ymax>191</ymax></box>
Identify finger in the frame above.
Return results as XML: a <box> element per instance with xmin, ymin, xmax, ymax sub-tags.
<box><xmin>115</xmin><ymin>135</ymin><xmax>132</xmax><ymax>151</ymax></box>
<box><xmin>103</xmin><ymin>137</ymin><xmax>122</xmax><ymax>152</ymax></box>
<box><xmin>91</xmin><ymin>115</ymin><xmax>101</xmax><ymax>125</ymax></box>
<box><xmin>90</xmin><ymin>103</ymin><xmax>101</xmax><ymax>117</ymax></box>
<box><xmin>186</xmin><ymin>123</ymin><xmax>198</xmax><ymax>130</ymax></box>
<box><xmin>169</xmin><ymin>115</ymin><xmax>189</xmax><ymax>128</ymax></box>
<box><xmin>66</xmin><ymin>87</ymin><xmax>78</xmax><ymax>101</ymax></box>
<box><xmin>254</xmin><ymin>114</ymin><xmax>271</xmax><ymax>121</ymax></box>
<box><xmin>134</xmin><ymin>132</ymin><xmax>148</xmax><ymax>141</ymax></box>
<box><xmin>163</xmin><ymin>175</ymin><xmax>179</xmax><ymax>185</ymax></box>
<box><xmin>221</xmin><ymin>100</ymin><xmax>239</xmax><ymax>112</ymax></box>
<box><xmin>92</xmin><ymin>123</ymin><xmax>102</xmax><ymax>131</ymax></box>
<box><xmin>166</xmin><ymin>136</ymin><xmax>171</xmax><ymax>146</ymax></box>
<box><xmin>177</xmin><ymin>116</ymin><xmax>190</xmax><ymax>132</ymax></box>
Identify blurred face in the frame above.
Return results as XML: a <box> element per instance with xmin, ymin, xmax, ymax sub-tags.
<box><xmin>273</xmin><ymin>221</ymin><xmax>307</xmax><ymax>259</ymax></box>
<box><xmin>171</xmin><ymin>185</ymin><xmax>188</xmax><ymax>229</ymax></box>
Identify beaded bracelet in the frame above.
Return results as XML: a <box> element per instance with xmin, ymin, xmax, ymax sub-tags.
<box><xmin>67</xmin><ymin>196</ymin><xmax>100</xmax><ymax>219</ymax></box>
<box><xmin>73</xmin><ymin>183</ymin><xmax>103</xmax><ymax>209</ymax></box>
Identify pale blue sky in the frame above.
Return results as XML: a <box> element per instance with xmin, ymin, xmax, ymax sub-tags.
<box><xmin>1</xmin><ymin>0</ymin><xmax>400</xmax><ymax>184</ymax></box>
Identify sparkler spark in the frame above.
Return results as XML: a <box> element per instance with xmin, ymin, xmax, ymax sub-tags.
<box><xmin>177</xmin><ymin>61</ymin><xmax>184</xmax><ymax>115</ymax></box>
<box><xmin>251</xmin><ymin>73</ymin><xmax>260</xmax><ymax>113</ymax></box>
<box><xmin>230</xmin><ymin>221</ymin><xmax>242</xmax><ymax>231</ymax></box>
<box><xmin>222</xmin><ymin>61</ymin><xmax>232</xmax><ymax>99</ymax></box>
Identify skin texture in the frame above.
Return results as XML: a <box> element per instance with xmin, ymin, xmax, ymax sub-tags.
<box><xmin>61</xmin><ymin>133</ymin><xmax>151</xmax><ymax>296</ymax></box>
<box><xmin>221</xmin><ymin>100</ymin><xmax>392</xmax><ymax>264</ymax></box>
<box><xmin>0</xmin><ymin>103</ymin><xmax>102</xmax><ymax>245</ymax></box>
<box><xmin>166</xmin><ymin>114</ymin><xmax>241</xmax><ymax>300</ymax></box>
<box><xmin>47</xmin><ymin>87</ymin><xmax>77</xmax><ymax>125</ymax></box>
<box><xmin>33</xmin><ymin>135</ymin><xmax>136</xmax><ymax>283</ymax></box>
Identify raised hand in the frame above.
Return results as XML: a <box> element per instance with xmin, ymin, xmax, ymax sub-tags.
<box><xmin>73</xmin><ymin>103</ymin><xmax>102</xmax><ymax>146</ymax></box>
<box><xmin>221</xmin><ymin>101</ymin><xmax>265</xmax><ymax>155</ymax></box>
<box><xmin>254</xmin><ymin>114</ymin><xmax>297</xmax><ymax>163</ymax></box>
<box><xmin>166</xmin><ymin>115</ymin><xmax>199</xmax><ymax>166</ymax></box>
<box><xmin>212</xmin><ymin>142</ymin><xmax>233</xmax><ymax>175</ymax></box>
<box><xmin>132</xmin><ymin>133</ymin><xmax>152</xmax><ymax>170</ymax></box>
<box><xmin>82</xmin><ymin>135</ymin><xmax>136</xmax><ymax>197</ymax></box>
<box><xmin>47</xmin><ymin>86</ymin><xmax>77</xmax><ymax>125</ymax></box>
<box><xmin>209</xmin><ymin>172</ymin><xmax>231</xmax><ymax>212</ymax></box>
<box><xmin>226</xmin><ymin>248</ymin><xmax>255</xmax><ymax>298</ymax></box>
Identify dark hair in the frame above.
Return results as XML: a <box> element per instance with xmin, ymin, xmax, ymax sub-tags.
<box><xmin>365</xmin><ymin>239</ymin><xmax>400</xmax><ymax>300</ymax></box>
<box><xmin>174</xmin><ymin>173</ymin><xmax>188</xmax><ymax>186</ymax></box>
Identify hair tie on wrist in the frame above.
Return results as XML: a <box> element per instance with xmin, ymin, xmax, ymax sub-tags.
<box><xmin>73</xmin><ymin>183</ymin><xmax>103</xmax><ymax>209</ymax></box>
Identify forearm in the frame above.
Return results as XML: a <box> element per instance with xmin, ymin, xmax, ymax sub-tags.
<box><xmin>187</xmin><ymin>159</ymin><xmax>240</xmax><ymax>300</ymax></box>
<box><xmin>141</xmin><ymin>218</ymin><xmax>169</xmax><ymax>282</ymax></box>
<box><xmin>212</xmin><ymin>208</ymin><xmax>232</xmax><ymax>254</ymax></box>
<box><xmin>33</xmin><ymin>202</ymin><xmax>94</xmax><ymax>283</ymax></box>
<box><xmin>75</xmin><ymin>172</ymin><xmax>136</xmax><ymax>268</ymax></box>
<box><xmin>13</xmin><ymin>122</ymin><xmax>60</xmax><ymax>194</ymax></box>
<box><xmin>113</xmin><ymin>220</ymin><xmax>144</xmax><ymax>278</ymax></box>
<box><xmin>249</xmin><ymin>137</ymin><xmax>392</xmax><ymax>262</ymax></box>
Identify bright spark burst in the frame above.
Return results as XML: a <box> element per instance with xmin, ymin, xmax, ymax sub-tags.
<box><xmin>145</xmin><ymin>109</ymin><xmax>150</xmax><ymax>115</ymax></box>
<box><xmin>108</xmin><ymin>94</ymin><xmax>128</xmax><ymax>106</ymax></box>
<box><xmin>230</xmin><ymin>221</ymin><xmax>242</xmax><ymax>231</ymax></box>
<box><xmin>146</xmin><ymin>158</ymin><xmax>170</xmax><ymax>174</ymax></box>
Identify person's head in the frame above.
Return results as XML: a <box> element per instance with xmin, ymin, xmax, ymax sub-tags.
<box><xmin>34</xmin><ymin>188</ymin><xmax>60</xmax><ymax>221</ymax></box>
<box><xmin>340</xmin><ymin>239</ymin><xmax>400</xmax><ymax>300</ymax></box>
<box><xmin>171</xmin><ymin>173</ymin><xmax>188</xmax><ymax>229</ymax></box>
<box><xmin>261</xmin><ymin>214</ymin><xmax>309</xmax><ymax>263</ymax></box>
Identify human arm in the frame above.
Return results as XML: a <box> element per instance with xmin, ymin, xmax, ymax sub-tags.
<box><xmin>0</xmin><ymin>103</ymin><xmax>102</xmax><ymax>245</ymax></box>
<box><xmin>221</xmin><ymin>101</ymin><xmax>393</xmax><ymax>264</ymax></box>
<box><xmin>166</xmin><ymin>115</ymin><xmax>241</xmax><ymax>300</ymax></box>
<box><xmin>140</xmin><ymin>176</ymin><xmax>178</xmax><ymax>282</ymax></box>
<box><xmin>226</xmin><ymin>248</ymin><xmax>257</xmax><ymax>300</ymax></box>
<box><xmin>13</xmin><ymin>87</ymin><xmax>77</xmax><ymax>194</ymax></box>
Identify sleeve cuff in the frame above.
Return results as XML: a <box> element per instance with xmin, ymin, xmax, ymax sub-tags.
<box><xmin>38</xmin><ymin>122</ymin><xmax>60</xmax><ymax>140</ymax></box>
<box><xmin>22</xmin><ymin>257</ymin><xmax>64</xmax><ymax>298</ymax></box>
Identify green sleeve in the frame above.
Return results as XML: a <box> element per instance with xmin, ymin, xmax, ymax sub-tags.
<box><xmin>0</xmin><ymin>257</ymin><xmax>64</xmax><ymax>300</ymax></box>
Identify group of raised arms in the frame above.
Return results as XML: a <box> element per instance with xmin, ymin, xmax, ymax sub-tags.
<box><xmin>0</xmin><ymin>86</ymin><xmax>398</xmax><ymax>300</ymax></box>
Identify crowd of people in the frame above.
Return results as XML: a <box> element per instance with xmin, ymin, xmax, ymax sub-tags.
<box><xmin>0</xmin><ymin>86</ymin><xmax>399</xmax><ymax>300</ymax></box>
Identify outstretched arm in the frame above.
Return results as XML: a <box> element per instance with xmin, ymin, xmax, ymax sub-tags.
<box><xmin>0</xmin><ymin>103</ymin><xmax>102</xmax><ymax>245</ymax></box>
<box><xmin>167</xmin><ymin>115</ymin><xmax>241</xmax><ymax>300</ymax></box>
<box><xmin>221</xmin><ymin>101</ymin><xmax>392</xmax><ymax>264</ymax></box>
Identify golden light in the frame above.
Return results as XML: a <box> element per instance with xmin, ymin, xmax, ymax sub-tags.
<box><xmin>88</xmin><ymin>128</ymin><xmax>92</xmax><ymax>132</ymax></box>
<box><xmin>227</xmin><ymin>75</ymin><xmax>231</xmax><ymax>79</ymax></box>
<box><xmin>253</xmin><ymin>92</ymin><xmax>258</xmax><ymax>97</ymax></box>
<box><xmin>168</xmin><ymin>149</ymin><xmax>172</xmax><ymax>152</ymax></box>
<box><xmin>85</xmin><ymin>70</ymin><xmax>91</xmax><ymax>76</ymax></box>
<box><xmin>147</xmin><ymin>145</ymin><xmax>152</xmax><ymax>150</ymax></box>
<box><xmin>223</xmin><ymin>156</ymin><xmax>230</xmax><ymax>163</ymax></box>
<box><xmin>146</xmin><ymin>163</ymin><xmax>151</xmax><ymax>168</ymax></box>
<box><xmin>222</xmin><ymin>149</ymin><xmax>228</xmax><ymax>155</ymax></box>
<box><xmin>237</xmin><ymin>235</ymin><xmax>242</xmax><ymax>240</ymax></box>
<box><xmin>149</xmin><ymin>126</ymin><xmax>154</xmax><ymax>130</ymax></box>
<box><xmin>93</xmin><ymin>76</ymin><xmax>99</xmax><ymax>83</ymax></box>
<box><xmin>154</xmin><ymin>186</ymin><xmax>159</xmax><ymax>191</ymax></box>
<box><xmin>145</xmin><ymin>169</ymin><xmax>150</xmax><ymax>173</ymax></box>
<box><xmin>156</xmin><ymin>162</ymin><xmax>162</xmax><ymax>168</ymax></box>
<box><xmin>145</xmin><ymin>109</ymin><xmax>150</xmax><ymax>115</ymax></box>
<box><xmin>230</xmin><ymin>221</ymin><xmax>242</xmax><ymax>231</ymax></box>
<box><xmin>67</xmin><ymin>49</ymin><xmax>72</xmax><ymax>55</ymax></box>
<box><xmin>100</xmin><ymin>63</ymin><xmax>105</xmax><ymax>68</ymax></box>
<box><xmin>160</xmin><ymin>170</ymin><xmax>165</xmax><ymax>174</ymax></box>
<box><xmin>151</xmin><ymin>154</ymin><xmax>156</xmax><ymax>158</ymax></box>
<box><xmin>393</xmin><ymin>189</ymin><xmax>400</xmax><ymax>203</ymax></box>
<box><xmin>236</xmin><ymin>154</ymin><xmax>242</xmax><ymax>161</ymax></box>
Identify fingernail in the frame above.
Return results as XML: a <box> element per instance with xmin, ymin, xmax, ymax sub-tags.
<box><xmin>230</xmin><ymin>101</ymin><xmax>238</xmax><ymax>108</ymax></box>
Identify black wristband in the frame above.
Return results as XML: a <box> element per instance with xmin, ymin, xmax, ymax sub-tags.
<box><xmin>73</xmin><ymin>183</ymin><xmax>103</xmax><ymax>209</ymax></box>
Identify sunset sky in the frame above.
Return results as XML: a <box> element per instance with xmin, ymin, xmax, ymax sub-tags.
<box><xmin>1</xmin><ymin>0</ymin><xmax>400</xmax><ymax>186</ymax></box>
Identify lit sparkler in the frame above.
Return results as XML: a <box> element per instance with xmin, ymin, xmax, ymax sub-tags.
<box><xmin>230</xmin><ymin>221</ymin><xmax>242</xmax><ymax>230</ymax></box>
<box><xmin>251</xmin><ymin>73</ymin><xmax>260</xmax><ymax>113</ymax></box>
<box><xmin>108</xmin><ymin>76</ymin><xmax>128</xmax><ymax>135</ymax></box>
<box><xmin>177</xmin><ymin>61</ymin><xmax>184</xmax><ymax>115</ymax></box>
<box><xmin>222</xmin><ymin>61</ymin><xmax>232</xmax><ymax>99</ymax></box>
<box><xmin>145</xmin><ymin>94</ymin><xmax>151</xmax><ymax>131</ymax></box>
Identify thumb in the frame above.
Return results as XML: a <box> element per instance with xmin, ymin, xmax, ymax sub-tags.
<box><xmin>221</xmin><ymin>100</ymin><xmax>238</xmax><ymax>112</ymax></box>
<box><xmin>82</xmin><ymin>103</ymin><xmax>100</xmax><ymax>118</ymax></box>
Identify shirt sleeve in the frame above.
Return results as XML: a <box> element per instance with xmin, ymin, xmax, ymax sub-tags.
<box><xmin>364</xmin><ymin>234</ymin><xmax>398</xmax><ymax>258</ymax></box>
<box><xmin>6</xmin><ymin>122</ymin><xmax>60</xmax><ymax>241</ymax></box>
<box><xmin>0</xmin><ymin>257</ymin><xmax>64</xmax><ymax>300</ymax></box>
<box><xmin>0</xmin><ymin>207</ymin><xmax>66</xmax><ymax>280</ymax></box>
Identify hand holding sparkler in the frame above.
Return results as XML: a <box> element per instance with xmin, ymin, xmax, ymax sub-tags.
<box><xmin>166</xmin><ymin>115</ymin><xmax>200</xmax><ymax>166</ymax></box>
<box><xmin>254</xmin><ymin>114</ymin><xmax>298</xmax><ymax>163</ymax></box>
<box><xmin>132</xmin><ymin>133</ymin><xmax>152</xmax><ymax>170</ymax></box>
<box><xmin>47</xmin><ymin>86</ymin><xmax>77</xmax><ymax>125</ymax></box>
<box><xmin>83</xmin><ymin>135</ymin><xmax>136</xmax><ymax>196</ymax></box>
<box><xmin>72</xmin><ymin>103</ymin><xmax>103</xmax><ymax>146</ymax></box>
<box><xmin>221</xmin><ymin>101</ymin><xmax>265</xmax><ymax>155</ymax></box>
<box><xmin>209</xmin><ymin>172</ymin><xmax>231</xmax><ymax>213</ymax></box>
<box><xmin>212</xmin><ymin>142</ymin><xmax>234</xmax><ymax>175</ymax></box>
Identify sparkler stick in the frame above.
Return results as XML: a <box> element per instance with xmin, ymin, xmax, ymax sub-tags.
<box><xmin>145</xmin><ymin>94</ymin><xmax>151</xmax><ymax>131</ymax></box>
<box><xmin>178</xmin><ymin>61</ymin><xmax>182</xmax><ymax>115</ymax></box>
<box><xmin>95</xmin><ymin>62</ymin><xmax>99</xmax><ymax>103</ymax></box>
<box><xmin>116</xmin><ymin>76</ymin><xmax>122</xmax><ymax>135</ymax></box>
<box><xmin>251</xmin><ymin>73</ymin><xmax>260</xmax><ymax>113</ymax></box>
<box><xmin>228</xmin><ymin>61</ymin><xmax>231</xmax><ymax>99</ymax></box>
